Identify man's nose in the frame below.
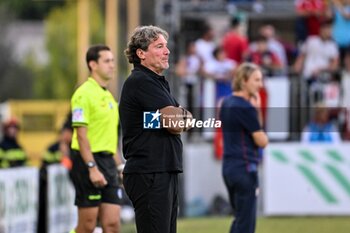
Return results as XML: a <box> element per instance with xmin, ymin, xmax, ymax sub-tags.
<box><xmin>164</xmin><ymin>47</ymin><xmax>170</xmax><ymax>55</ymax></box>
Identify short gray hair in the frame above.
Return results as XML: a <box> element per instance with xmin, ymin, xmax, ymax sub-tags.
<box><xmin>124</xmin><ymin>25</ymin><xmax>169</xmax><ymax>64</ymax></box>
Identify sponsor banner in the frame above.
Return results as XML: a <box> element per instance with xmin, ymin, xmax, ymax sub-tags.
<box><xmin>47</xmin><ymin>164</ymin><xmax>77</xmax><ymax>233</ymax></box>
<box><xmin>264</xmin><ymin>143</ymin><xmax>350</xmax><ymax>216</ymax></box>
<box><xmin>0</xmin><ymin>167</ymin><xmax>39</xmax><ymax>233</ymax></box>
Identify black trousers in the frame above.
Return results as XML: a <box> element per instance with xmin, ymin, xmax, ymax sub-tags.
<box><xmin>123</xmin><ymin>172</ymin><xmax>179</xmax><ymax>233</ymax></box>
<box><xmin>223</xmin><ymin>171</ymin><xmax>258</xmax><ymax>233</ymax></box>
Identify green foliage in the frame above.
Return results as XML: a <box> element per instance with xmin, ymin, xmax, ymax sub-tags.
<box><xmin>0</xmin><ymin>0</ymin><xmax>65</xmax><ymax>20</ymax></box>
<box><xmin>33</xmin><ymin>0</ymin><xmax>105</xmax><ymax>99</ymax></box>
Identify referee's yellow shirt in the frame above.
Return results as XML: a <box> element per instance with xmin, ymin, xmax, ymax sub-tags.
<box><xmin>71</xmin><ymin>77</ymin><xmax>119</xmax><ymax>154</ymax></box>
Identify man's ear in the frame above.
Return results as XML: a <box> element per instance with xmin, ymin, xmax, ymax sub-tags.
<box><xmin>136</xmin><ymin>48</ymin><xmax>145</xmax><ymax>60</ymax></box>
<box><xmin>89</xmin><ymin>60</ymin><xmax>97</xmax><ymax>71</ymax></box>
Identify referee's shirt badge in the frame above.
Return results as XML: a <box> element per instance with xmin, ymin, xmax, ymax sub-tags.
<box><xmin>72</xmin><ymin>108</ymin><xmax>84</xmax><ymax>122</ymax></box>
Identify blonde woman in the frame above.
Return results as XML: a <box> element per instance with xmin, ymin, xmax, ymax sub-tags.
<box><xmin>219</xmin><ymin>62</ymin><xmax>268</xmax><ymax>233</ymax></box>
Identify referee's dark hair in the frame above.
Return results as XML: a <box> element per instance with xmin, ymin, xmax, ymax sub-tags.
<box><xmin>86</xmin><ymin>44</ymin><xmax>111</xmax><ymax>72</ymax></box>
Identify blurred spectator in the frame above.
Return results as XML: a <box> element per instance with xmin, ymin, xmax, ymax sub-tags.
<box><xmin>295</xmin><ymin>0</ymin><xmax>332</xmax><ymax>43</ymax></box>
<box><xmin>294</xmin><ymin>20</ymin><xmax>339</xmax><ymax>83</ymax></box>
<box><xmin>0</xmin><ymin>118</ymin><xmax>27</xmax><ymax>168</ymax></box>
<box><xmin>205</xmin><ymin>46</ymin><xmax>236</xmax><ymax>153</ymax></box>
<box><xmin>41</xmin><ymin>123</ymin><xmax>73</xmax><ymax>167</ymax></box>
<box><xmin>222</xmin><ymin>16</ymin><xmax>249</xmax><ymax>64</ymax></box>
<box><xmin>195</xmin><ymin>24</ymin><xmax>216</xmax><ymax>63</ymax></box>
<box><xmin>341</xmin><ymin>50</ymin><xmax>350</xmax><ymax>106</ymax></box>
<box><xmin>331</xmin><ymin>0</ymin><xmax>350</xmax><ymax>66</ymax></box>
<box><xmin>195</xmin><ymin>23</ymin><xmax>216</xmax><ymax>140</ymax></box>
<box><xmin>175</xmin><ymin>41</ymin><xmax>202</xmax><ymax>115</ymax></box>
<box><xmin>301</xmin><ymin>102</ymin><xmax>341</xmax><ymax>143</ymax></box>
<box><xmin>246</xmin><ymin>35</ymin><xmax>282</xmax><ymax>77</ymax></box>
<box><xmin>341</xmin><ymin>50</ymin><xmax>350</xmax><ymax>139</ymax></box>
<box><xmin>194</xmin><ymin>23</ymin><xmax>216</xmax><ymax>106</ymax></box>
<box><xmin>258</xmin><ymin>24</ymin><xmax>288</xmax><ymax>74</ymax></box>
<box><xmin>204</xmin><ymin>46</ymin><xmax>236</xmax><ymax>103</ymax></box>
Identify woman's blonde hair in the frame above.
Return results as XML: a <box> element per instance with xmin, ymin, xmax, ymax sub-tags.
<box><xmin>232</xmin><ymin>62</ymin><xmax>261</xmax><ymax>91</ymax></box>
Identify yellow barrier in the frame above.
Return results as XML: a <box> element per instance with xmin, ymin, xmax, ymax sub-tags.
<box><xmin>2</xmin><ymin>100</ymin><xmax>70</xmax><ymax>166</ymax></box>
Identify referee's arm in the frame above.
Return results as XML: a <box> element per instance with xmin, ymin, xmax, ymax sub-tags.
<box><xmin>76</xmin><ymin>126</ymin><xmax>107</xmax><ymax>187</ymax></box>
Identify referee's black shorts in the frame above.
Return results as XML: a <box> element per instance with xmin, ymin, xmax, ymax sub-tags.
<box><xmin>70</xmin><ymin>150</ymin><xmax>123</xmax><ymax>207</ymax></box>
<box><xmin>123</xmin><ymin>172</ymin><xmax>179</xmax><ymax>233</ymax></box>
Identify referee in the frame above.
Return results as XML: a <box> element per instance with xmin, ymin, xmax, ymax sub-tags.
<box><xmin>70</xmin><ymin>45</ymin><xmax>123</xmax><ymax>233</ymax></box>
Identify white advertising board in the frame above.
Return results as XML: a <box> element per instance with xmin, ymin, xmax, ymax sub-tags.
<box><xmin>47</xmin><ymin>164</ymin><xmax>77</xmax><ymax>233</ymax></box>
<box><xmin>0</xmin><ymin>167</ymin><xmax>39</xmax><ymax>233</ymax></box>
<box><xmin>265</xmin><ymin>77</ymin><xmax>290</xmax><ymax>140</ymax></box>
<box><xmin>264</xmin><ymin>143</ymin><xmax>350</xmax><ymax>215</ymax></box>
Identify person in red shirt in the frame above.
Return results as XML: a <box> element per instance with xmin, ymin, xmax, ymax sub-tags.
<box><xmin>222</xmin><ymin>16</ymin><xmax>249</xmax><ymax>64</ymax></box>
<box><xmin>246</xmin><ymin>35</ymin><xmax>282</xmax><ymax>77</ymax></box>
<box><xmin>295</xmin><ymin>0</ymin><xmax>331</xmax><ymax>41</ymax></box>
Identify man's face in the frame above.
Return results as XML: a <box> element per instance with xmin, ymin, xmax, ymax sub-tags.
<box><xmin>6</xmin><ymin>126</ymin><xmax>18</xmax><ymax>139</ymax></box>
<box><xmin>92</xmin><ymin>50</ymin><xmax>115</xmax><ymax>80</ymax></box>
<box><xmin>320</xmin><ymin>25</ymin><xmax>332</xmax><ymax>40</ymax></box>
<box><xmin>244</xmin><ymin>70</ymin><xmax>263</xmax><ymax>97</ymax></box>
<box><xmin>257</xmin><ymin>40</ymin><xmax>268</xmax><ymax>52</ymax></box>
<box><xmin>138</xmin><ymin>34</ymin><xmax>170</xmax><ymax>75</ymax></box>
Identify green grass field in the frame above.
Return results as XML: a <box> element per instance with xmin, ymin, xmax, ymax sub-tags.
<box><xmin>121</xmin><ymin>216</ymin><xmax>350</xmax><ymax>233</ymax></box>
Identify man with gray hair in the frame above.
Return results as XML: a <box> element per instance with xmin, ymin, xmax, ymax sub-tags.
<box><xmin>119</xmin><ymin>25</ymin><xmax>192</xmax><ymax>233</ymax></box>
